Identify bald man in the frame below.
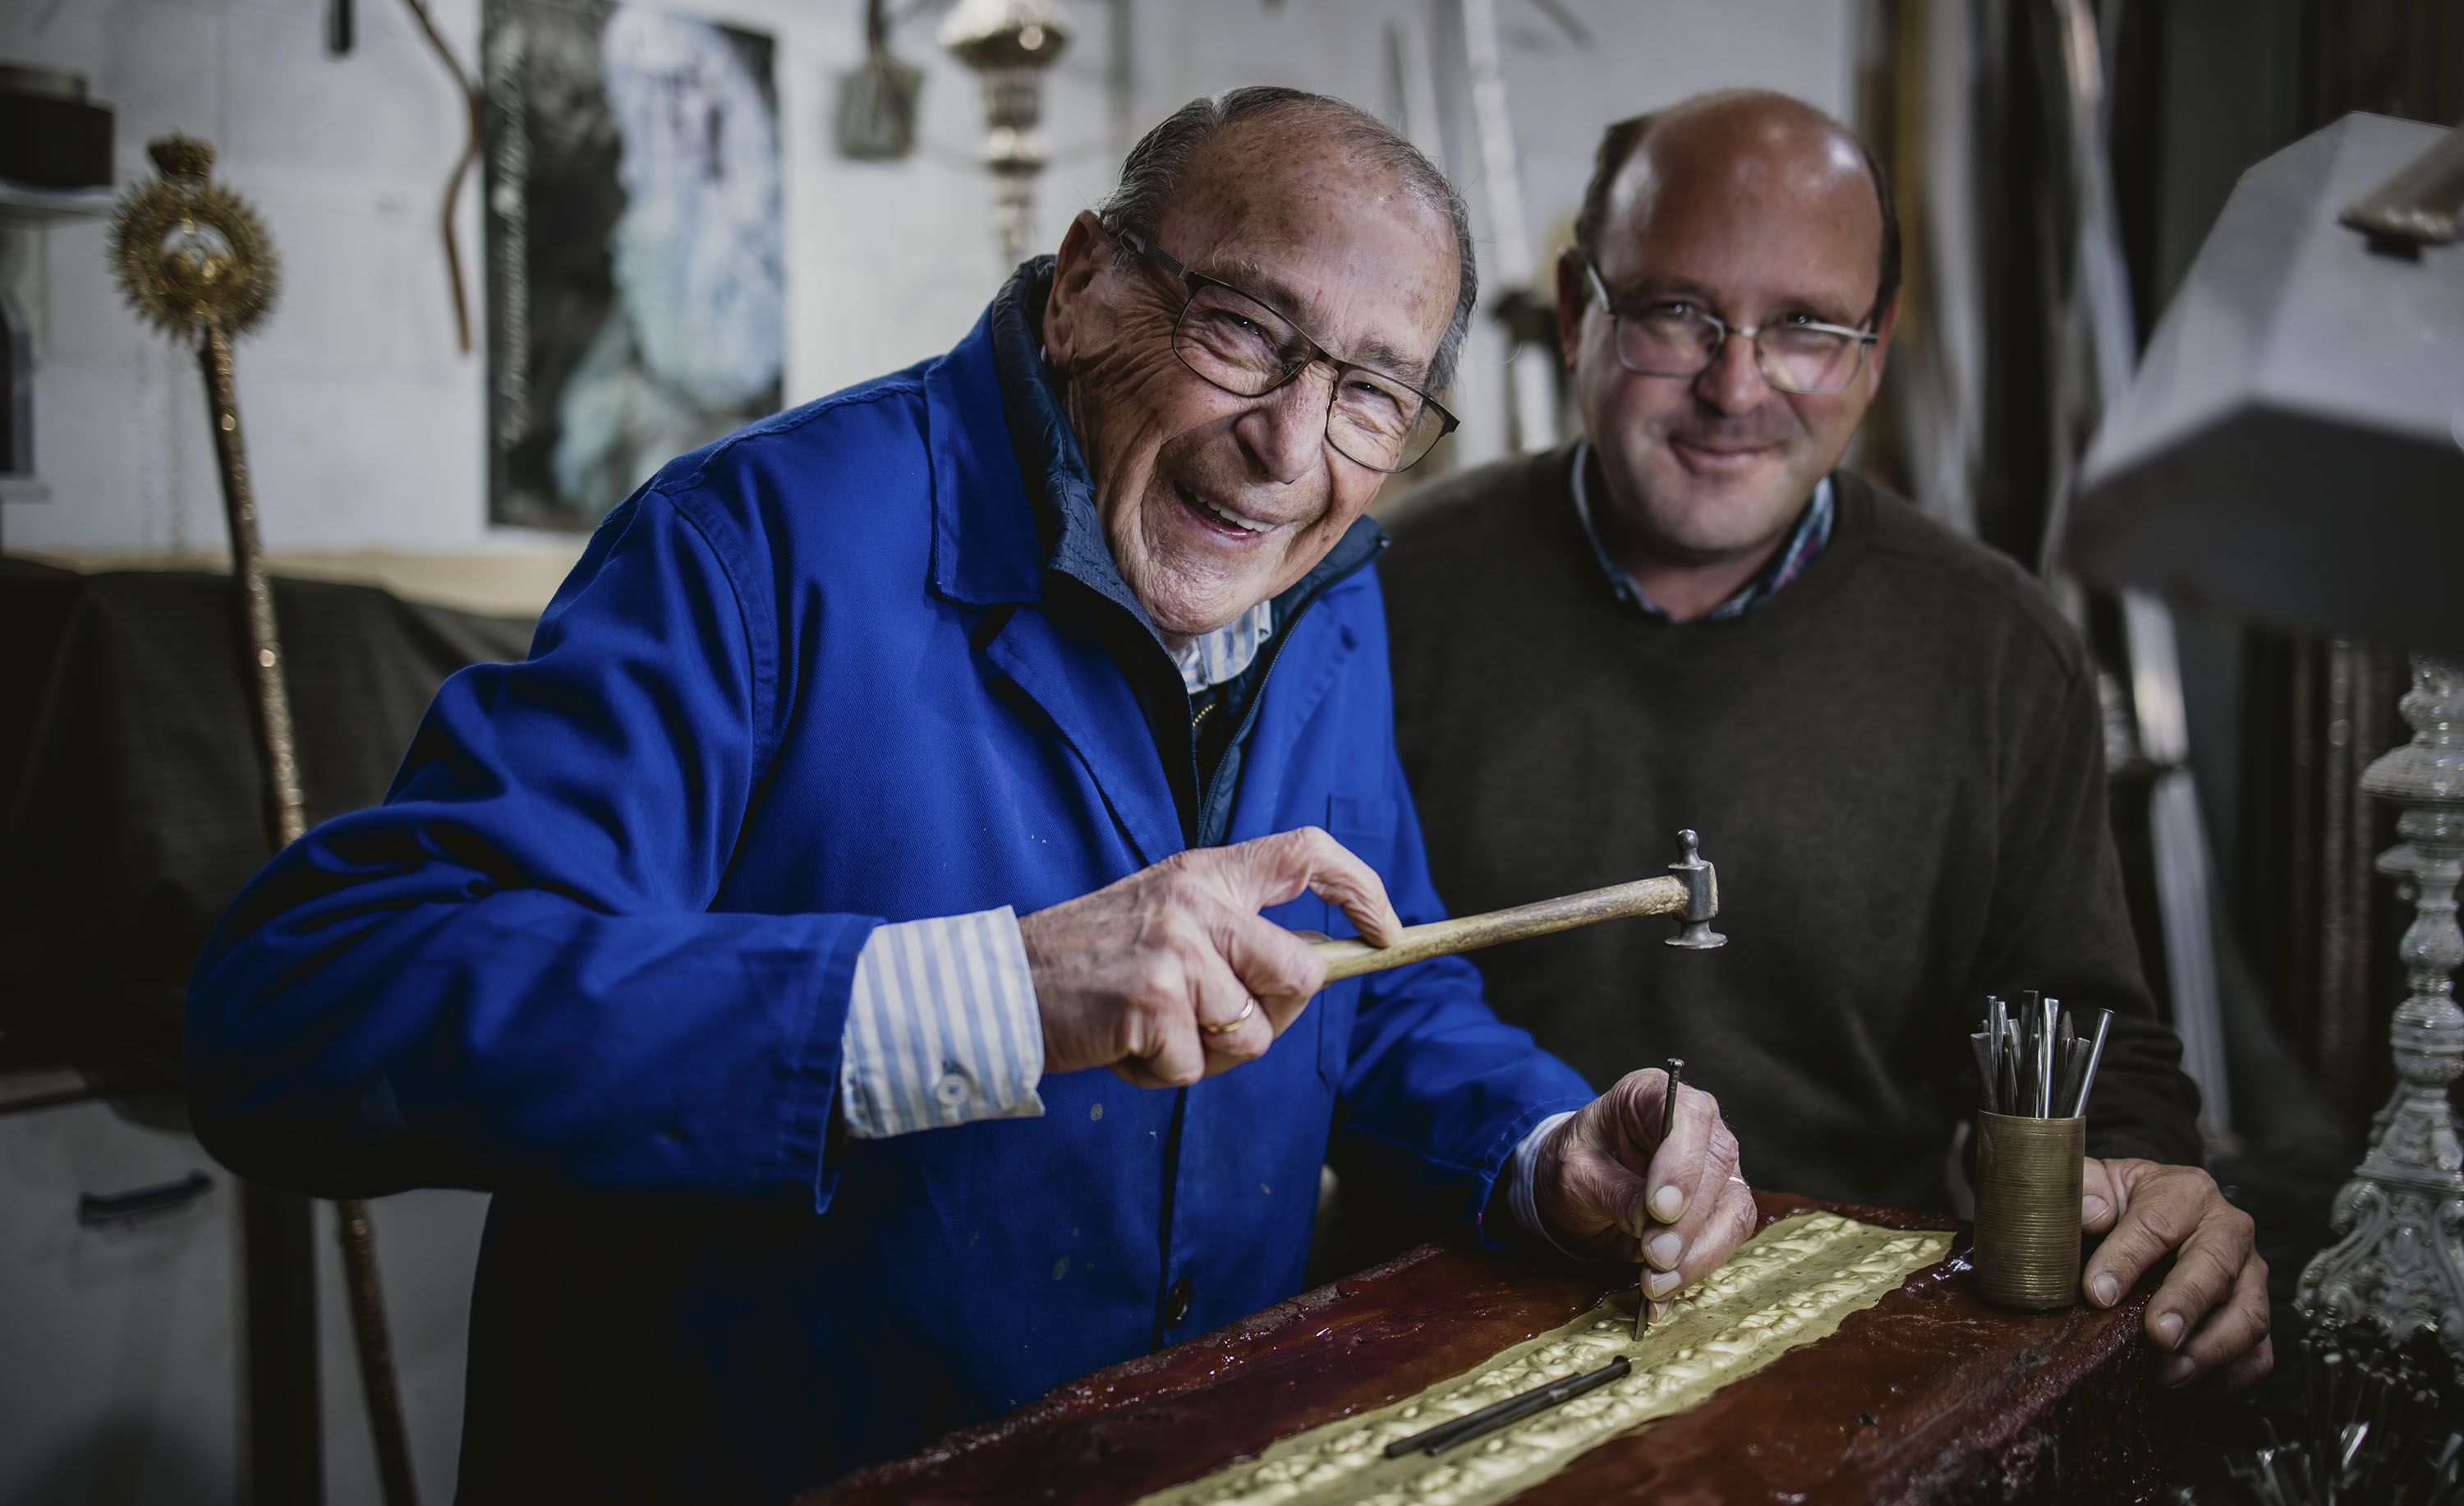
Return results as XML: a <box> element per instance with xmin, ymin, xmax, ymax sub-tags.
<box><xmin>1381</xmin><ymin>90</ymin><xmax>2271</xmax><ymax>1389</ymax></box>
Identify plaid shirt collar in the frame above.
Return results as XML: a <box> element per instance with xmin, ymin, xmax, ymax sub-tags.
<box><xmin>1569</xmin><ymin>439</ymin><xmax>1835</xmax><ymax>621</ymax></box>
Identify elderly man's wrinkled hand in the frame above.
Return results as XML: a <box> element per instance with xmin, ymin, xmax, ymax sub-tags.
<box><xmin>1530</xmin><ymin>1067</ymin><xmax>1757</xmax><ymax>1302</ymax></box>
<box><xmin>1019</xmin><ymin>827</ymin><xmax>1401</xmax><ymax>1089</ymax></box>
<box><xmin>2080</xmin><ymin>1158</ymin><xmax>2272</xmax><ymax>1390</ymax></box>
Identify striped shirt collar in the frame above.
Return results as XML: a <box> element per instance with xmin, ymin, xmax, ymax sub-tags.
<box><xmin>1172</xmin><ymin>599</ymin><xmax>1275</xmax><ymax>692</ymax></box>
<box><xmin>1568</xmin><ymin>438</ymin><xmax>1835</xmax><ymax>621</ymax></box>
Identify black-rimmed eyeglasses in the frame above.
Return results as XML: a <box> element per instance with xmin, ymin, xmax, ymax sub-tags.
<box><xmin>1583</xmin><ymin>260</ymin><xmax>1877</xmax><ymax>396</ymax></box>
<box><xmin>1115</xmin><ymin>228</ymin><xmax>1459</xmax><ymax>473</ymax></box>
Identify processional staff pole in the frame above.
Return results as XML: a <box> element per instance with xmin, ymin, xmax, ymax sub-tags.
<box><xmin>111</xmin><ymin>134</ymin><xmax>421</xmax><ymax>1506</ymax></box>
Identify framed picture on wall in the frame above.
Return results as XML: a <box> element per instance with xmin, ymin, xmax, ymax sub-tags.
<box><xmin>482</xmin><ymin>0</ymin><xmax>784</xmax><ymax>532</ymax></box>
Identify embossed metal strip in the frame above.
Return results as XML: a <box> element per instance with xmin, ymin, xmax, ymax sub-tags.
<box><xmin>1138</xmin><ymin>1212</ymin><xmax>1954</xmax><ymax>1506</ymax></box>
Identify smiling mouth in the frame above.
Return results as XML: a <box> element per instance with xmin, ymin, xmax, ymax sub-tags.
<box><xmin>1670</xmin><ymin>439</ymin><xmax>1778</xmax><ymax>467</ymax></box>
<box><xmin>1174</xmin><ymin>481</ymin><xmax>1280</xmax><ymax>537</ymax></box>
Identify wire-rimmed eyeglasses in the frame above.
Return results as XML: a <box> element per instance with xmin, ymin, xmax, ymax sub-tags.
<box><xmin>1583</xmin><ymin>260</ymin><xmax>1877</xmax><ymax>396</ymax></box>
<box><xmin>1115</xmin><ymin>228</ymin><xmax>1459</xmax><ymax>473</ymax></box>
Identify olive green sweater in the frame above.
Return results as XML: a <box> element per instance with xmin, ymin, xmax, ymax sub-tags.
<box><xmin>1381</xmin><ymin>447</ymin><xmax>2203</xmax><ymax>1214</ymax></box>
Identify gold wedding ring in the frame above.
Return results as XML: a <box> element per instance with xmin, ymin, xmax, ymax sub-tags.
<box><xmin>1201</xmin><ymin>998</ymin><xmax>1258</xmax><ymax>1035</ymax></box>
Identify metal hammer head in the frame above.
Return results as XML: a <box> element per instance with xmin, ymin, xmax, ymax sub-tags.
<box><xmin>1664</xmin><ymin>829</ymin><xmax>1726</xmax><ymax>950</ymax></box>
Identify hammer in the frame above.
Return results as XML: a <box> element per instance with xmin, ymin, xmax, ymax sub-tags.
<box><xmin>1302</xmin><ymin>829</ymin><xmax>1726</xmax><ymax>981</ymax></box>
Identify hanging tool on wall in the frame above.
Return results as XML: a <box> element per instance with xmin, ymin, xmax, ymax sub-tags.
<box><xmin>111</xmin><ymin>136</ymin><xmax>423</xmax><ymax>1506</ymax></box>
<box><xmin>837</xmin><ymin>0</ymin><xmax>925</xmax><ymax>161</ymax></box>
<box><xmin>398</xmin><ymin>0</ymin><xmax>481</xmax><ymax>353</ymax></box>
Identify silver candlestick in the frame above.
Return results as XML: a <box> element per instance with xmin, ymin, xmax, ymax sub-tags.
<box><xmin>2297</xmin><ymin>654</ymin><xmax>2464</xmax><ymax>1357</ymax></box>
<box><xmin>938</xmin><ymin>0</ymin><xmax>1073</xmax><ymax>274</ymax></box>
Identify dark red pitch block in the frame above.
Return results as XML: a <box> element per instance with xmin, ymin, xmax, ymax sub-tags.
<box><xmin>806</xmin><ymin>1191</ymin><xmax>2177</xmax><ymax>1505</ymax></box>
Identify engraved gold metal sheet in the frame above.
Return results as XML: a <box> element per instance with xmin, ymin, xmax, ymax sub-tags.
<box><xmin>1137</xmin><ymin>1212</ymin><xmax>1954</xmax><ymax>1506</ymax></box>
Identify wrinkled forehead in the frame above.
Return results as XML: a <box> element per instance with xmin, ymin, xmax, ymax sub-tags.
<box><xmin>1152</xmin><ymin>125</ymin><xmax>1458</xmax><ymax>384</ymax></box>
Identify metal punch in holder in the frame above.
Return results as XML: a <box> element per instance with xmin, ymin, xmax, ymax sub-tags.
<box><xmin>1969</xmin><ymin>997</ymin><xmax>2112</xmax><ymax>1310</ymax></box>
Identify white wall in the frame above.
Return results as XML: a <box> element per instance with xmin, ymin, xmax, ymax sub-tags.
<box><xmin>1</xmin><ymin>0</ymin><xmax>1850</xmax><ymax>610</ymax></box>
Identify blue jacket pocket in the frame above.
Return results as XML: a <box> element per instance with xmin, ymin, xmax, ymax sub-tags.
<box><xmin>1317</xmin><ymin>793</ymin><xmax>1399</xmax><ymax>1088</ymax></box>
<box><xmin>1323</xmin><ymin>794</ymin><xmax>1399</xmax><ymax>875</ymax></box>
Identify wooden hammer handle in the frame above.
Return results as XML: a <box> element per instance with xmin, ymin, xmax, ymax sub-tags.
<box><xmin>1310</xmin><ymin>874</ymin><xmax>1694</xmax><ymax>983</ymax></box>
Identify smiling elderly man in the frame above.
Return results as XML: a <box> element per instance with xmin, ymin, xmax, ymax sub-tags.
<box><xmin>186</xmin><ymin>88</ymin><xmax>1754</xmax><ymax>1500</ymax></box>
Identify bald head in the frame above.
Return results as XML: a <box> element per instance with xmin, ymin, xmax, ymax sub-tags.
<box><xmin>1575</xmin><ymin>90</ymin><xmax>1898</xmax><ymax>326</ymax></box>
<box><xmin>1553</xmin><ymin>88</ymin><xmax>1902</xmax><ymax>620</ymax></box>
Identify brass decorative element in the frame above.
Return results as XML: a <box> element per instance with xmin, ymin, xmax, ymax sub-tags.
<box><xmin>937</xmin><ymin>0</ymin><xmax>1073</xmax><ymax>271</ymax></box>
<box><xmin>195</xmin><ymin>324</ymin><xmax>308</xmax><ymax>848</ymax></box>
<box><xmin>2298</xmin><ymin>655</ymin><xmax>2464</xmax><ymax>1361</ymax></box>
<box><xmin>109</xmin><ymin>137</ymin><xmax>422</xmax><ymax>1506</ymax></box>
<box><xmin>109</xmin><ymin>136</ymin><xmax>278</xmax><ymax>343</ymax></box>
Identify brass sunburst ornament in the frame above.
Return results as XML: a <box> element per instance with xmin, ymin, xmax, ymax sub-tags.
<box><xmin>109</xmin><ymin>135</ymin><xmax>279</xmax><ymax>341</ymax></box>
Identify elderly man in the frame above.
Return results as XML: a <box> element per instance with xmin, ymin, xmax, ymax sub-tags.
<box><xmin>1383</xmin><ymin>90</ymin><xmax>2270</xmax><ymax>1391</ymax></box>
<box><xmin>186</xmin><ymin>89</ymin><xmax>1753</xmax><ymax>1499</ymax></box>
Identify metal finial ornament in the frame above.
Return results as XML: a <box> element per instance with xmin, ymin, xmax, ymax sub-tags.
<box><xmin>2298</xmin><ymin>655</ymin><xmax>2464</xmax><ymax>1366</ymax></box>
<box><xmin>109</xmin><ymin>135</ymin><xmax>279</xmax><ymax>343</ymax></box>
<box><xmin>937</xmin><ymin>0</ymin><xmax>1073</xmax><ymax>273</ymax></box>
<box><xmin>108</xmin><ymin>136</ymin><xmax>424</xmax><ymax>1506</ymax></box>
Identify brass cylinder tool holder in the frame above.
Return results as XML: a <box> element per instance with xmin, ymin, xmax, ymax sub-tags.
<box><xmin>112</xmin><ymin>136</ymin><xmax>421</xmax><ymax>1506</ymax></box>
<box><xmin>1972</xmin><ymin>1111</ymin><xmax>2085</xmax><ymax>1311</ymax></box>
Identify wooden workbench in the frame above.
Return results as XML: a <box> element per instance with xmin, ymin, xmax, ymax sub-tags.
<box><xmin>806</xmin><ymin>1191</ymin><xmax>2175</xmax><ymax>1504</ymax></box>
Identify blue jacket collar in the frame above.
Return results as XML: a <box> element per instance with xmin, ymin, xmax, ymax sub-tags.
<box><xmin>923</xmin><ymin>265</ymin><xmax>1048</xmax><ymax>608</ymax></box>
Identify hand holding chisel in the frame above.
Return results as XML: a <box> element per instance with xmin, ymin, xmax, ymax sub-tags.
<box><xmin>1637</xmin><ymin>1057</ymin><xmax>1685</xmax><ymax>1338</ymax></box>
<box><xmin>1515</xmin><ymin>1063</ymin><xmax>1755</xmax><ymax>1339</ymax></box>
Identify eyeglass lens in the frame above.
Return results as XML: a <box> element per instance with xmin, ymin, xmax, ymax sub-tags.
<box><xmin>1616</xmin><ymin>308</ymin><xmax>1866</xmax><ymax>395</ymax></box>
<box><xmin>1171</xmin><ymin>282</ymin><xmax>1445</xmax><ymax>472</ymax></box>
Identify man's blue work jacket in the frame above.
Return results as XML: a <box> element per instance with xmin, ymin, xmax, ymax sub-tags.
<box><xmin>186</xmin><ymin>267</ymin><xmax>1596</xmax><ymax>1501</ymax></box>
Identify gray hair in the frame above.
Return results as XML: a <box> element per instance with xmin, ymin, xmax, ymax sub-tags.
<box><xmin>1094</xmin><ymin>85</ymin><xmax>1479</xmax><ymax>396</ymax></box>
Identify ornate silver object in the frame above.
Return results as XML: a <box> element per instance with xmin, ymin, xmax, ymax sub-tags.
<box><xmin>2297</xmin><ymin>655</ymin><xmax>2464</xmax><ymax>1358</ymax></box>
<box><xmin>937</xmin><ymin>0</ymin><xmax>1073</xmax><ymax>272</ymax></box>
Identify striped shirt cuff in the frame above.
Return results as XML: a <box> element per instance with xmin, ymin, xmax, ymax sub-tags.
<box><xmin>839</xmin><ymin>907</ymin><xmax>1046</xmax><ymax>1140</ymax></box>
<box><xmin>1508</xmin><ymin>1111</ymin><xmax>1585</xmax><ymax>1257</ymax></box>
